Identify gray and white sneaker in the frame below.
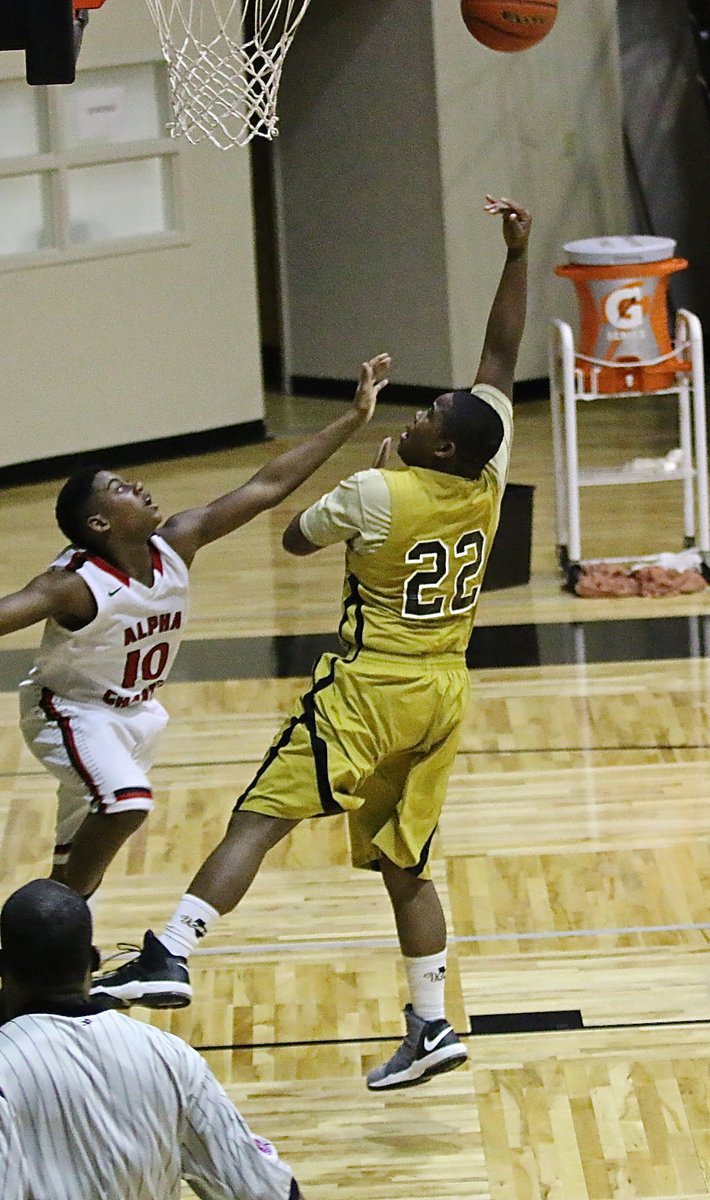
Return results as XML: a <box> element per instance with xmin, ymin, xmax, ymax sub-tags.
<box><xmin>90</xmin><ymin>930</ymin><xmax>192</xmax><ymax>1010</ymax></box>
<box><xmin>366</xmin><ymin>1004</ymin><xmax>468</xmax><ymax>1091</ymax></box>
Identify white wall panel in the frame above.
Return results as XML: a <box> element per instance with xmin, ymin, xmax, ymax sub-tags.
<box><xmin>0</xmin><ymin>0</ymin><xmax>263</xmax><ymax>468</ymax></box>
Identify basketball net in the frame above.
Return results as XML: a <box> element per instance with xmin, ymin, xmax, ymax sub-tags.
<box><xmin>143</xmin><ymin>0</ymin><xmax>313</xmax><ymax>149</ymax></box>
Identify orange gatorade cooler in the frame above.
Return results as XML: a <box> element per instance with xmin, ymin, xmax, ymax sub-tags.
<box><xmin>555</xmin><ymin>236</ymin><xmax>689</xmax><ymax>393</ymax></box>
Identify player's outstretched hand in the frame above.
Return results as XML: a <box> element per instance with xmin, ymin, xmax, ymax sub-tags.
<box><xmin>353</xmin><ymin>353</ymin><xmax>391</xmax><ymax>424</ymax></box>
<box><xmin>372</xmin><ymin>436</ymin><xmax>392</xmax><ymax>469</ymax></box>
<box><xmin>484</xmin><ymin>195</ymin><xmax>531</xmax><ymax>255</ymax></box>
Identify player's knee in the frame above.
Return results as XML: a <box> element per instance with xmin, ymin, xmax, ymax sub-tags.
<box><xmin>379</xmin><ymin>854</ymin><xmax>428</xmax><ymax>899</ymax></box>
<box><xmin>225</xmin><ymin>808</ymin><xmax>297</xmax><ymax>852</ymax></box>
<box><xmin>109</xmin><ymin>807</ymin><xmax>149</xmax><ymax>832</ymax></box>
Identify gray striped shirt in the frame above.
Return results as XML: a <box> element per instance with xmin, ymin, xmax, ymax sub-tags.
<box><xmin>0</xmin><ymin>1009</ymin><xmax>296</xmax><ymax>1200</ymax></box>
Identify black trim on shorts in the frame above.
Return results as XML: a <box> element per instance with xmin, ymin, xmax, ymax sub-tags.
<box><xmin>337</xmin><ymin>572</ymin><xmax>364</xmax><ymax>650</ymax></box>
<box><xmin>289</xmin><ymin>1179</ymin><xmax>302</xmax><ymax>1200</ymax></box>
<box><xmin>235</xmin><ymin>576</ymin><xmax>365</xmax><ymax>818</ymax></box>
<box><xmin>407</xmin><ymin>825</ymin><xmax>437</xmax><ymax>877</ymax></box>
<box><xmin>301</xmin><ymin>665</ymin><xmax>344</xmax><ymax>816</ymax></box>
<box><xmin>233</xmin><ymin>713</ymin><xmax>304</xmax><ymax>811</ymax></box>
<box><xmin>302</xmin><ymin>590</ymin><xmax>365</xmax><ymax>816</ymax></box>
<box><xmin>234</xmin><ymin>645</ymin><xmax>362</xmax><ymax>818</ymax></box>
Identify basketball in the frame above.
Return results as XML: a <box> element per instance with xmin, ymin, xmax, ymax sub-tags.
<box><xmin>461</xmin><ymin>0</ymin><xmax>558</xmax><ymax>52</ymax></box>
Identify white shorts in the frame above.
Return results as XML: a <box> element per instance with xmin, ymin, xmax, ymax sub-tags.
<box><xmin>19</xmin><ymin>682</ymin><xmax>169</xmax><ymax>865</ymax></box>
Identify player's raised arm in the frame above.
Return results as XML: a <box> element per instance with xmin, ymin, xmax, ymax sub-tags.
<box><xmin>473</xmin><ymin>196</ymin><xmax>531</xmax><ymax>400</ymax></box>
<box><xmin>159</xmin><ymin>354</ymin><xmax>390</xmax><ymax>566</ymax></box>
<box><xmin>0</xmin><ymin>570</ymin><xmax>95</xmax><ymax>638</ymax></box>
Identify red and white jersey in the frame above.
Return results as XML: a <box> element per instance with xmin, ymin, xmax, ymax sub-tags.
<box><xmin>24</xmin><ymin>535</ymin><xmax>189</xmax><ymax>709</ymax></box>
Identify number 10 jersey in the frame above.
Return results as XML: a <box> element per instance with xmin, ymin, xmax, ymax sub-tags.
<box><xmin>24</xmin><ymin>534</ymin><xmax>190</xmax><ymax>708</ymax></box>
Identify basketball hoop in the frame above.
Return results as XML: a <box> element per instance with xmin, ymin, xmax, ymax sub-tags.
<box><xmin>142</xmin><ymin>0</ymin><xmax>313</xmax><ymax>149</ymax></box>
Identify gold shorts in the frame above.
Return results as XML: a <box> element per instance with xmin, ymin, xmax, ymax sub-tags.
<box><xmin>236</xmin><ymin>649</ymin><xmax>469</xmax><ymax>878</ymax></box>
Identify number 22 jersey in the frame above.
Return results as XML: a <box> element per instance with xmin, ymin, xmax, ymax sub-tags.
<box><xmin>299</xmin><ymin>384</ymin><xmax>512</xmax><ymax>658</ymax></box>
<box><xmin>22</xmin><ymin>534</ymin><xmax>189</xmax><ymax>708</ymax></box>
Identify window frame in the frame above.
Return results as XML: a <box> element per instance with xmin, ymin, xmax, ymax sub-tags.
<box><xmin>0</xmin><ymin>62</ymin><xmax>187</xmax><ymax>272</ymax></box>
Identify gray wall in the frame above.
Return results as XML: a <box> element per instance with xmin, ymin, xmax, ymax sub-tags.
<box><xmin>275</xmin><ymin>0</ymin><xmax>451</xmax><ymax>388</ymax></box>
<box><xmin>275</xmin><ymin>0</ymin><xmax>630</xmax><ymax>388</ymax></box>
<box><xmin>618</xmin><ymin>0</ymin><xmax>710</xmax><ymax>332</ymax></box>
<box><xmin>433</xmin><ymin>0</ymin><xmax>630</xmax><ymax>387</ymax></box>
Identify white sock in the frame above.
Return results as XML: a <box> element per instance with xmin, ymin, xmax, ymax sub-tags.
<box><xmin>404</xmin><ymin>949</ymin><xmax>448</xmax><ymax>1022</ymax></box>
<box><xmin>159</xmin><ymin>894</ymin><xmax>220</xmax><ymax>959</ymax></box>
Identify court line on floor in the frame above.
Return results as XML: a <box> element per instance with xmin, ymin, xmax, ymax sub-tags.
<box><xmin>2</xmin><ymin>740</ymin><xmax>709</xmax><ymax>784</ymax></box>
<box><xmin>190</xmin><ymin>918</ymin><xmax>710</xmax><ymax>959</ymax></box>
<box><xmin>191</xmin><ymin>1012</ymin><xmax>710</xmax><ymax>1054</ymax></box>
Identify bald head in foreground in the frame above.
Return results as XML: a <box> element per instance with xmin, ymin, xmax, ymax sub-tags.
<box><xmin>0</xmin><ymin>879</ymin><xmax>303</xmax><ymax>1200</ymax></box>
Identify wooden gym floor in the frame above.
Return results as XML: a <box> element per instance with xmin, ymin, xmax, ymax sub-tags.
<box><xmin>1</xmin><ymin>388</ymin><xmax>710</xmax><ymax>1199</ymax></box>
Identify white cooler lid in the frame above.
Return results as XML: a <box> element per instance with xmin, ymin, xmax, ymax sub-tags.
<box><xmin>562</xmin><ymin>235</ymin><xmax>676</xmax><ymax>265</ymax></box>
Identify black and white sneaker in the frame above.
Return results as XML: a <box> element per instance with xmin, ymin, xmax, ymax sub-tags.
<box><xmin>90</xmin><ymin>930</ymin><xmax>192</xmax><ymax>1010</ymax></box>
<box><xmin>366</xmin><ymin>1004</ymin><xmax>468</xmax><ymax>1090</ymax></box>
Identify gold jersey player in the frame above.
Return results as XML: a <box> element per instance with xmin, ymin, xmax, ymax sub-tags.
<box><xmin>0</xmin><ymin>356</ymin><xmax>389</xmax><ymax>903</ymax></box>
<box><xmin>94</xmin><ymin>197</ymin><xmax>531</xmax><ymax>1092</ymax></box>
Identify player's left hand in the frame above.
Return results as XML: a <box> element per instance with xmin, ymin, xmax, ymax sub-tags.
<box><xmin>353</xmin><ymin>353</ymin><xmax>391</xmax><ymax>423</ymax></box>
<box><xmin>484</xmin><ymin>195</ymin><xmax>531</xmax><ymax>255</ymax></box>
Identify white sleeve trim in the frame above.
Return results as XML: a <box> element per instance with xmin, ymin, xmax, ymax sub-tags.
<box><xmin>299</xmin><ymin>469</ymin><xmax>392</xmax><ymax>554</ymax></box>
<box><xmin>471</xmin><ymin>384</ymin><xmax>513</xmax><ymax>486</ymax></box>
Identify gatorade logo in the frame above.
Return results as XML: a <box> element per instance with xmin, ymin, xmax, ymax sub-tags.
<box><xmin>603</xmin><ymin>282</ymin><xmax>646</xmax><ymax>331</ymax></box>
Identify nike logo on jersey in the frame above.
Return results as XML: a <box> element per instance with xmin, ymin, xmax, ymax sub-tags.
<box><xmin>423</xmin><ymin>1026</ymin><xmax>453</xmax><ymax>1053</ymax></box>
<box><xmin>108</xmin><ymin>587</ymin><xmax>122</xmax><ymax>596</ymax></box>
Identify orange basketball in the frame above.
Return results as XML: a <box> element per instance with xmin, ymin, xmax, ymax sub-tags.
<box><xmin>461</xmin><ymin>0</ymin><xmax>558</xmax><ymax>52</ymax></box>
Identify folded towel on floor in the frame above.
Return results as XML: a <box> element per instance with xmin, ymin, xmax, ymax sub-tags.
<box><xmin>573</xmin><ymin>562</ymin><xmax>707</xmax><ymax>598</ymax></box>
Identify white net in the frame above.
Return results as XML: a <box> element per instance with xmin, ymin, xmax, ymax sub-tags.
<box><xmin>143</xmin><ymin>0</ymin><xmax>313</xmax><ymax>149</ymax></box>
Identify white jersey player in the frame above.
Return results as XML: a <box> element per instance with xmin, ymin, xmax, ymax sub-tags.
<box><xmin>19</xmin><ymin>534</ymin><xmax>189</xmax><ymax>880</ymax></box>
<box><xmin>28</xmin><ymin>536</ymin><xmax>188</xmax><ymax>707</ymax></box>
<box><xmin>0</xmin><ymin>355</ymin><xmax>390</xmax><ymax>902</ymax></box>
<box><xmin>0</xmin><ymin>879</ymin><xmax>304</xmax><ymax>1200</ymax></box>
